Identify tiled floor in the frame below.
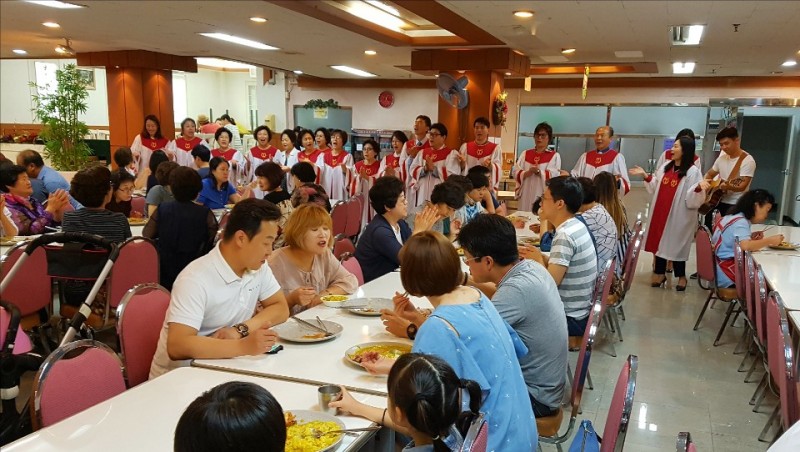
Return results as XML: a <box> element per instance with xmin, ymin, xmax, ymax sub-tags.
<box><xmin>546</xmin><ymin>187</ymin><xmax>777</xmax><ymax>451</ymax></box>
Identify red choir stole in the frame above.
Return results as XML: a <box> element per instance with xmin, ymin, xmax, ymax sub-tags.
<box><xmin>355</xmin><ymin>160</ymin><xmax>380</xmax><ymax>178</ymax></box>
<box><xmin>141</xmin><ymin>136</ymin><xmax>169</xmax><ymax>150</ymax></box>
<box><xmin>524</xmin><ymin>149</ymin><xmax>557</xmax><ymax>166</ymax></box>
<box><xmin>250</xmin><ymin>145</ymin><xmax>278</xmax><ymax>161</ymax></box>
<box><xmin>175</xmin><ymin>136</ymin><xmax>202</xmax><ymax>152</ymax></box>
<box><xmin>323</xmin><ymin>151</ymin><xmax>348</xmax><ymax>168</ymax></box>
<box><xmin>466</xmin><ymin>141</ymin><xmax>497</xmax><ymax>159</ymax></box>
<box><xmin>212</xmin><ymin>148</ymin><xmax>238</xmax><ymax>161</ymax></box>
<box><xmin>585</xmin><ymin>149</ymin><xmax>620</xmax><ymax>168</ymax></box>
<box><xmin>419</xmin><ymin>147</ymin><xmax>451</xmax><ymax>179</ymax></box>
<box><xmin>384</xmin><ymin>153</ymin><xmax>402</xmax><ymax>170</ymax></box>
<box><xmin>298</xmin><ymin>149</ymin><xmax>323</xmax><ymax>164</ymax></box>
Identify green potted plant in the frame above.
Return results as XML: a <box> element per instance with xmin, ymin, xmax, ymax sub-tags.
<box><xmin>29</xmin><ymin>63</ymin><xmax>92</xmax><ymax>170</ymax></box>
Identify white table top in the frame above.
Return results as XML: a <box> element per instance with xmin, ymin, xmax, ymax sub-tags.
<box><xmin>788</xmin><ymin>311</ymin><xmax>800</xmax><ymax>332</ymax></box>
<box><xmin>750</xmin><ymin>226</ymin><xmax>800</xmax><ymax>313</ymax></box>
<box><xmin>4</xmin><ymin>367</ymin><xmax>385</xmax><ymax>452</ymax></box>
<box><xmin>508</xmin><ymin>211</ymin><xmax>540</xmax><ymax>240</ymax></box>
<box><xmin>194</xmin><ymin>272</ymin><xmax>428</xmax><ymax>396</ymax></box>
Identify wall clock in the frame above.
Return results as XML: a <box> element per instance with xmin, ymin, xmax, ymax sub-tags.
<box><xmin>378</xmin><ymin>91</ymin><xmax>394</xmax><ymax>108</ymax></box>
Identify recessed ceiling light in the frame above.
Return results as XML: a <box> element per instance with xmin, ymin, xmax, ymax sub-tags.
<box><xmin>42</xmin><ymin>22</ymin><xmax>60</xmax><ymax>28</ymax></box>
<box><xmin>195</xmin><ymin>58</ymin><xmax>255</xmax><ymax>70</ymax></box>
<box><xmin>364</xmin><ymin>50</ymin><xmax>377</xmax><ymax>56</ymax></box>
<box><xmin>505</xmin><ymin>72</ymin><xmax>512</xmax><ymax>76</ymax></box>
<box><xmin>27</xmin><ymin>1</ymin><xmax>83</xmax><ymax>9</ymax></box>
<box><xmin>561</xmin><ymin>48</ymin><xmax>576</xmax><ymax>55</ymax></box>
<box><xmin>672</xmin><ymin>62</ymin><xmax>696</xmax><ymax>74</ymax></box>
<box><xmin>250</xmin><ymin>17</ymin><xmax>267</xmax><ymax>23</ymax></box>
<box><xmin>781</xmin><ymin>60</ymin><xmax>797</xmax><ymax>67</ymax></box>
<box><xmin>331</xmin><ymin>65</ymin><xmax>376</xmax><ymax>77</ymax></box>
<box><xmin>13</xmin><ymin>49</ymin><xmax>28</xmax><ymax>55</ymax></box>
<box><xmin>198</xmin><ymin>32</ymin><xmax>278</xmax><ymax>50</ymax></box>
<box><xmin>514</xmin><ymin>10</ymin><xmax>534</xmax><ymax>18</ymax></box>
<box><xmin>293</xmin><ymin>70</ymin><xmax>303</xmax><ymax>74</ymax></box>
<box><xmin>670</xmin><ymin>24</ymin><xmax>704</xmax><ymax>46</ymax></box>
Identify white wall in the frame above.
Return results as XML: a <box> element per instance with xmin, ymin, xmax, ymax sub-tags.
<box><xmin>183</xmin><ymin>68</ymin><xmax>252</xmax><ymax>129</ymax></box>
<box><xmin>256</xmin><ymin>69</ymin><xmax>288</xmax><ymax>132</ymax></box>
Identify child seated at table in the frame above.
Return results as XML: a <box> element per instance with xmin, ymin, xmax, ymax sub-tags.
<box><xmin>406</xmin><ymin>182</ymin><xmax>466</xmax><ymax>242</ymax></box>
<box><xmin>174</xmin><ymin>381</ymin><xmax>286</xmax><ymax>452</ymax></box>
<box><xmin>331</xmin><ymin>353</ymin><xmax>483</xmax><ymax>451</ymax></box>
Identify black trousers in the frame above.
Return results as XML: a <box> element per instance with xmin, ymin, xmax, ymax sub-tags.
<box><xmin>654</xmin><ymin>256</ymin><xmax>685</xmax><ymax>277</ymax></box>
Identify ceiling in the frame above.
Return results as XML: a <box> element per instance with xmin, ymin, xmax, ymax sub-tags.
<box><xmin>1</xmin><ymin>0</ymin><xmax>799</xmax><ymax>79</ymax></box>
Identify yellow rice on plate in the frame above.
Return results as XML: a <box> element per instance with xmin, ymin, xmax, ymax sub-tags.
<box><xmin>285</xmin><ymin>412</ymin><xmax>342</xmax><ymax>452</ymax></box>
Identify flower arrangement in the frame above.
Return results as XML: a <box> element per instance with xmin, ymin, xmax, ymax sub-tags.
<box><xmin>303</xmin><ymin>98</ymin><xmax>340</xmax><ymax>109</ymax></box>
<box><xmin>492</xmin><ymin>91</ymin><xmax>508</xmax><ymax>128</ymax></box>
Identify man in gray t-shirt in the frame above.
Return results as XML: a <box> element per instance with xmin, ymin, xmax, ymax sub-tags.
<box><xmin>459</xmin><ymin>214</ymin><xmax>568</xmax><ymax>417</ymax></box>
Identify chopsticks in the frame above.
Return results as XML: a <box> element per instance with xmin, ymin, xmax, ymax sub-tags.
<box><xmin>291</xmin><ymin>316</ymin><xmax>333</xmax><ymax>336</ymax></box>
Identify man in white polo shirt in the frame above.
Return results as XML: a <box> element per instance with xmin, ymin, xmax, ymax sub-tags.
<box><xmin>149</xmin><ymin>199</ymin><xmax>290</xmax><ymax>379</ymax></box>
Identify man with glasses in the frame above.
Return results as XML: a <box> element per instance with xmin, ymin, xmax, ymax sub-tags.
<box><xmin>514</xmin><ymin>122</ymin><xmax>562</xmax><ymax>213</ymax></box>
<box><xmin>457</xmin><ymin>214</ymin><xmax>568</xmax><ymax>418</ymax></box>
<box><xmin>569</xmin><ymin>126</ymin><xmax>630</xmax><ymax>197</ymax></box>
<box><xmin>450</xmin><ymin>117</ymin><xmax>503</xmax><ymax>190</ymax></box>
<box><xmin>520</xmin><ymin>176</ymin><xmax>597</xmax><ymax>348</ymax></box>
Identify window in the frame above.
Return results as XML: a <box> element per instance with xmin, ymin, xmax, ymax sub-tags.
<box><xmin>172</xmin><ymin>72</ymin><xmax>187</xmax><ymax>126</ymax></box>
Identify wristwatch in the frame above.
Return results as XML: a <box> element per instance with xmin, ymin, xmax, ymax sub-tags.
<box><xmin>233</xmin><ymin>323</ymin><xmax>249</xmax><ymax>338</ymax></box>
<box><xmin>406</xmin><ymin>323</ymin><xmax>418</xmax><ymax>340</ymax></box>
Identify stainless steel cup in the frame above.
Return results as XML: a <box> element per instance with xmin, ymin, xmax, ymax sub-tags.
<box><xmin>318</xmin><ymin>385</ymin><xmax>342</xmax><ymax>415</ymax></box>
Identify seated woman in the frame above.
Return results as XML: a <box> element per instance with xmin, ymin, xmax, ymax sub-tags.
<box><xmin>64</xmin><ymin>164</ymin><xmax>131</xmax><ymax>242</ymax></box>
<box><xmin>268</xmin><ymin>203</ymin><xmax>358</xmax><ymax>314</ymax></box>
<box><xmin>106</xmin><ymin>169</ymin><xmax>138</xmax><ymax>218</ymax></box>
<box><xmin>145</xmin><ymin>161</ymin><xmax>178</xmax><ymax>217</ymax></box>
<box><xmin>143</xmin><ymin>167</ymin><xmax>218</xmax><ymax>290</ymax></box>
<box><xmin>290</xmin><ymin>162</ymin><xmax>332</xmax><ymax>212</ymax></box>
<box><xmin>576</xmin><ymin>177</ymin><xmax>618</xmax><ymax>270</ymax></box>
<box><xmin>0</xmin><ymin>164</ymin><xmax>68</xmax><ymax>235</ymax></box>
<box><xmin>197</xmin><ymin>157</ymin><xmax>246</xmax><ymax>210</ymax></box>
<box><xmin>255</xmin><ymin>161</ymin><xmax>292</xmax><ymax>248</ymax></box>
<box><xmin>332</xmin><ymin>353</ymin><xmax>483</xmax><ymax>451</ymax></box>
<box><xmin>360</xmin><ymin>231</ymin><xmax>538</xmax><ymax>450</ymax></box>
<box><xmin>355</xmin><ymin>176</ymin><xmax>439</xmax><ymax>283</ymax></box>
<box><xmin>711</xmin><ymin>189</ymin><xmax>784</xmax><ymax>288</ymax></box>
<box><xmin>174</xmin><ymin>381</ymin><xmax>286</xmax><ymax>452</ymax></box>
<box><xmin>593</xmin><ymin>171</ymin><xmax>631</xmax><ymax>277</ymax></box>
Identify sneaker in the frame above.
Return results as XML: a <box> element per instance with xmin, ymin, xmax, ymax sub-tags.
<box><xmin>689</xmin><ymin>272</ymin><xmax>698</xmax><ymax>279</ymax></box>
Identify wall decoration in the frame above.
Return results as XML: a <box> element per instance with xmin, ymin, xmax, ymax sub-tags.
<box><xmin>77</xmin><ymin>68</ymin><xmax>95</xmax><ymax>90</ymax></box>
<box><xmin>492</xmin><ymin>90</ymin><xmax>508</xmax><ymax>128</ymax></box>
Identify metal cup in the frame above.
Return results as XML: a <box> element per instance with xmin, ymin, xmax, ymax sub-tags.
<box><xmin>318</xmin><ymin>385</ymin><xmax>342</xmax><ymax>415</ymax></box>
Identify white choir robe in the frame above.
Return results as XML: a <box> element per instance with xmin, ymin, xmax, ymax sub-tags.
<box><xmin>168</xmin><ymin>136</ymin><xmax>208</xmax><ymax>168</ymax></box>
<box><xmin>317</xmin><ymin>151</ymin><xmax>354</xmax><ymax>201</ymax></box>
<box><xmin>401</xmin><ymin>138</ymin><xmax>431</xmax><ymax>209</ymax></box>
<box><xmin>571</xmin><ymin>149</ymin><xmax>631</xmax><ymax>197</ymax></box>
<box><xmin>131</xmin><ymin>135</ymin><xmax>170</xmax><ymax>174</ymax></box>
<box><xmin>454</xmin><ymin>142</ymin><xmax>503</xmax><ymax>190</ymax></box>
<box><xmin>211</xmin><ymin>148</ymin><xmax>247</xmax><ymax>184</ymax></box>
<box><xmin>513</xmin><ymin>149</ymin><xmax>562</xmax><ymax>212</ymax></box>
<box><xmin>284</xmin><ymin>149</ymin><xmax>300</xmax><ymax>192</ymax></box>
<box><xmin>296</xmin><ymin>149</ymin><xmax>325</xmax><ymax>185</ymax></box>
<box><xmin>655</xmin><ymin>150</ymin><xmax>702</xmax><ymax>174</ymax></box>
<box><xmin>350</xmin><ymin>160</ymin><xmax>381</xmax><ymax>228</ymax></box>
<box><xmin>409</xmin><ymin>146</ymin><xmax>452</xmax><ymax>207</ymax></box>
<box><xmin>443</xmin><ymin>149</ymin><xmax>467</xmax><ymax>181</ymax></box>
<box><xmin>246</xmin><ymin>145</ymin><xmax>285</xmax><ymax>197</ymax></box>
<box><xmin>642</xmin><ymin>164</ymin><xmax>705</xmax><ymax>261</ymax></box>
<box><xmin>378</xmin><ymin>151</ymin><xmax>407</xmax><ymax>184</ymax></box>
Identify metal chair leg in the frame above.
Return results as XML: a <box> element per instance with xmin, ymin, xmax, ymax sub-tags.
<box><xmin>604</xmin><ymin>313</ymin><xmax>616</xmax><ymax>333</ymax></box>
<box><xmin>618</xmin><ymin>305</ymin><xmax>626</xmax><ymax>321</ymax></box>
<box><xmin>744</xmin><ymin>351</ymin><xmax>762</xmax><ymax>383</ymax></box>
<box><xmin>556</xmin><ymin>443</ymin><xmax>563</xmax><ymax>452</ymax></box>
<box><xmin>612</xmin><ymin>310</ymin><xmax>623</xmax><ymax>342</ymax></box>
<box><xmin>713</xmin><ymin>302</ymin><xmax>737</xmax><ymax>346</ymax></box>
<box><xmin>693</xmin><ymin>292</ymin><xmax>714</xmax><ymax>330</ymax></box>
<box><xmin>586</xmin><ymin>369</ymin><xmax>594</xmax><ymax>390</ymax></box>
<box><xmin>758</xmin><ymin>404</ymin><xmax>780</xmax><ymax>442</ymax></box>
<box><xmin>737</xmin><ymin>335</ymin><xmax>754</xmax><ymax>370</ymax></box>
<box><xmin>733</xmin><ymin>325</ymin><xmax>751</xmax><ymax>356</ymax></box>
<box><xmin>753</xmin><ymin>377</ymin><xmax>770</xmax><ymax>412</ymax></box>
<box><xmin>750</xmin><ymin>373</ymin><xmax>768</xmax><ymax>405</ymax></box>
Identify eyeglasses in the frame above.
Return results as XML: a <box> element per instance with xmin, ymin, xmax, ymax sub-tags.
<box><xmin>535</xmin><ymin>133</ymin><xmax>550</xmax><ymax>138</ymax></box>
<box><xmin>428</xmin><ymin>132</ymin><xmax>442</xmax><ymax>137</ymax></box>
<box><xmin>462</xmin><ymin>255</ymin><xmax>481</xmax><ymax>264</ymax></box>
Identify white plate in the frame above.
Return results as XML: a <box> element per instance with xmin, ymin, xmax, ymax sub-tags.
<box><xmin>345</xmin><ymin>298</ymin><xmax>393</xmax><ymax>316</ymax></box>
<box><xmin>343</xmin><ymin>341</ymin><xmax>413</xmax><ymax>369</ymax></box>
<box><xmin>273</xmin><ymin>319</ymin><xmax>343</xmax><ymax>343</ymax></box>
<box><xmin>284</xmin><ymin>409</ymin><xmax>345</xmax><ymax>452</ymax></box>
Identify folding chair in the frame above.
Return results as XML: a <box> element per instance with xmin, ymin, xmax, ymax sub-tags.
<box><xmin>600</xmin><ymin>354</ymin><xmax>639</xmax><ymax>452</ymax></box>
<box><xmin>692</xmin><ymin>226</ymin><xmax>739</xmax><ymax>346</ymax></box>
<box><xmin>115</xmin><ymin>283</ymin><xmax>170</xmax><ymax>388</ymax></box>
<box><xmin>341</xmin><ymin>255</ymin><xmax>364</xmax><ymax>286</ymax></box>
<box><xmin>333</xmin><ymin>234</ymin><xmax>356</xmax><ymax>261</ymax></box>
<box><xmin>331</xmin><ymin>201</ymin><xmax>348</xmax><ymax>237</ymax></box>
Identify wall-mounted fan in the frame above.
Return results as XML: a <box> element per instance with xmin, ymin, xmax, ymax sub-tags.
<box><xmin>437</xmin><ymin>73</ymin><xmax>469</xmax><ymax>109</ymax></box>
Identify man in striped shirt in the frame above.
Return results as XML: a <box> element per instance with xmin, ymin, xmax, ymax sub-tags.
<box><xmin>520</xmin><ymin>176</ymin><xmax>598</xmax><ymax>341</ymax></box>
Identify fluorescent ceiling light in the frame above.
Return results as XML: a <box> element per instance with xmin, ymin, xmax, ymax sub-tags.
<box><xmin>42</xmin><ymin>22</ymin><xmax>60</xmax><ymax>28</ymax></box>
<box><xmin>347</xmin><ymin>2</ymin><xmax>408</xmax><ymax>32</ymax></box>
<box><xmin>672</xmin><ymin>62</ymin><xmax>695</xmax><ymax>74</ymax></box>
<box><xmin>670</xmin><ymin>25</ymin><xmax>704</xmax><ymax>46</ymax></box>
<box><xmin>331</xmin><ymin>65</ymin><xmax>376</xmax><ymax>77</ymax></box>
<box><xmin>561</xmin><ymin>48</ymin><xmax>576</xmax><ymax>55</ymax></box>
<box><xmin>13</xmin><ymin>49</ymin><xmax>28</xmax><ymax>55</ymax></box>
<box><xmin>27</xmin><ymin>1</ymin><xmax>83</xmax><ymax>8</ymax></box>
<box><xmin>364</xmin><ymin>50</ymin><xmax>377</xmax><ymax>56</ymax></box>
<box><xmin>366</xmin><ymin>1</ymin><xmax>400</xmax><ymax>17</ymax></box>
<box><xmin>195</xmin><ymin>58</ymin><xmax>255</xmax><ymax>70</ymax></box>
<box><xmin>199</xmin><ymin>32</ymin><xmax>277</xmax><ymax>50</ymax></box>
<box><xmin>293</xmin><ymin>70</ymin><xmax>303</xmax><ymax>74</ymax></box>
<box><xmin>514</xmin><ymin>10</ymin><xmax>534</xmax><ymax>18</ymax></box>
<box><xmin>250</xmin><ymin>17</ymin><xmax>267</xmax><ymax>23</ymax></box>
<box><xmin>781</xmin><ymin>60</ymin><xmax>797</xmax><ymax>67</ymax></box>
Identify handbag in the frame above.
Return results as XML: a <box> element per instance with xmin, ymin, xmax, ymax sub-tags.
<box><xmin>568</xmin><ymin>419</ymin><xmax>601</xmax><ymax>452</ymax></box>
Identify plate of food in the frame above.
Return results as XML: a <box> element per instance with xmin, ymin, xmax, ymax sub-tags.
<box><xmin>128</xmin><ymin>217</ymin><xmax>147</xmax><ymax>225</ymax></box>
<box><xmin>0</xmin><ymin>236</ymin><xmax>27</xmax><ymax>247</ymax></box>
<box><xmin>507</xmin><ymin>215</ymin><xmax>527</xmax><ymax>229</ymax></box>
<box><xmin>344</xmin><ymin>298</ymin><xmax>393</xmax><ymax>316</ymax></box>
<box><xmin>344</xmin><ymin>341</ymin><xmax>412</xmax><ymax>369</ymax></box>
<box><xmin>284</xmin><ymin>410</ymin><xmax>345</xmax><ymax>452</ymax></box>
<box><xmin>768</xmin><ymin>241</ymin><xmax>799</xmax><ymax>251</ymax></box>
<box><xmin>518</xmin><ymin>236</ymin><xmax>541</xmax><ymax>247</ymax></box>
<box><xmin>320</xmin><ymin>294</ymin><xmax>350</xmax><ymax>308</ymax></box>
<box><xmin>272</xmin><ymin>319</ymin><xmax>343</xmax><ymax>343</ymax></box>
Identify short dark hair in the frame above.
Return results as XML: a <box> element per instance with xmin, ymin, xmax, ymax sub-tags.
<box><xmin>675</xmin><ymin>128</ymin><xmax>696</xmax><ymax>141</ymax></box>
<box><xmin>281</xmin><ymin>129</ymin><xmax>297</xmax><ymax>147</ymax></box>
<box><xmin>254</xmin><ymin>162</ymin><xmax>284</xmax><ymax>191</ymax></box>
<box><xmin>208</xmin><ymin>157</ymin><xmax>230</xmax><ymax>188</ymax></box>
<box><xmin>444</xmin><ymin>175</ymin><xmax>472</xmax><ymax>195</ymax></box>
<box><xmin>547</xmin><ymin>176</ymin><xmax>583</xmax><ymax>214</ymax></box>
<box><xmin>169</xmin><ymin>166</ymin><xmax>203</xmax><ymax>202</ymax></box>
<box><xmin>369</xmin><ymin>176</ymin><xmax>404</xmax><ymax>214</ymax></box>
<box><xmin>729</xmin><ymin>189</ymin><xmax>776</xmax><ymax>219</ymax></box>
<box><xmin>174</xmin><ymin>381</ymin><xmax>286</xmax><ymax>452</ymax></box>
<box><xmin>191</xmin><ymin>144</ymin><xmax>210</xmax><ymax>162</ymax></box>
<box><xmin>416</xmin><ymin>115</ymin><xmax>432</xmax><ymax>128</ymax></box>
<box><xmin>534</xmin><ymin>122</ymin><xmax>553</xmax><ymax>141</ymax></box>
<box><xmin>218</xmin><ymin>114</ymin><xmax>236</xmax><ymax>125</ymax></box>
<box><xmin>214</xmin><ymin>127</ymin><xmax>233</xmax><ymax>142</ymax></box>
<box><xmin>253</xmin><ymin>125</ymin><xmax>272</xmax><ymax>142</ymax></box>
<box><xmin>400</xmin><ymin>231</ymin><xmax>462</xmax><ymax>296</ymax></box>
<box><xmin>148</xmin><ymin>150</ymin><xmax>169</xmax><ymax>174</ymax></box>
<box><xmin>19</xmin><ymin>150</ymin><xmax>45</xmax><ymax>168</ymax></box>
<box><xmin>314</xmin><ymin>127</ymin><xmax>331</xmax><ymax>146</ymax></box>
<box><xmin>465</xmin><ymin>171</ymin><xmax>489</xmax><ymax>190</ymax></box>
<box><xmin>430</xmin><ymin>122</ymin><xmax>448</xmax><ymax>138</ymax></box>
<box><xmin>298</xmin><ymin>129</ymin><xmax>314</xmax><ymax>148</ymax></box>
<box><xmin>716</xmin><ymin>126</ymin><xmax>739</xmax><ymax>141</ymax></box>
<box><xmin>114</xmin><ymin>147</ymin><xmax>133</xmax><ymax>168</ymax></box>
<box><xmin>430</xmin><ymin>182</ymin><xmax>466</xmax><ymax>209</ymax></box>
<box><xmin>473</xmin><ymin>117</ymin><xmax>490</xmax><ymax>128</ymax></box>
<box><xmin>458</xmin><ymin>214</ymin><xmax>518</xmax><ymax>266</ymax></box>
<box><xmin>331</xmin><ymin>129</ymin><xmax>348</xmax><ymax>145</ymax></box>
<box><xmin>363</xmin><ymin>139</ymin><xmax>379</xmax><ymax>156</ymax></box>
<box><xmin>155</xmin><ymin>161</ymin><xmax>179</xmax><ymax>186</ymax></box>
<box><xmin>223</xmin><ymin>198</ymin><xmax>282</xmax><ymax>241</ymax></box>
<box><xmin>111</xmin><ymin>169</ymin><xmax>136</xmax><ymax>191</ymax></box>
<box><xmin>391</xmin><ymin>130</ymin><xmax>408</xmax><ymax>146</ymax></box>
<box><xmin>467</xmin><ymin>165</ymin><xmax>490</xmax><ymax>177</ymax></box>
<box><xmin>0</xmin><ymin>165</ymin><xmax>26</xmax><ymax>193</ymax></box>
<box><xmin>290</xmin><ymin>161</ymin><xmax>316</xmax><ymax>184</ymax></box>
<box><xmin>70</xmin><ymin>164</ymin><xmax>111</xmax><ymax>208</ymax></box>
<box><xmin>141</xmin><ymin>114</ymin><xmax>163</xmax><ymax>139</ymax></box>
<box><xmin>577</xmin><ymin>177</ymin><xmax>596</xmax><ymax>204</ymax></box>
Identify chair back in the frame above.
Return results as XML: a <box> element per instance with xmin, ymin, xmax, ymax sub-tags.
<box><xmin>620</xmin><ymin>219</ymin><xmax>642</xmax><ymax>277</ymax></box>
<box><xmin>108</xmin><ymin>237</ymin><xmax>159</xmax><ymax>310</ymax></box>
<box><xmin>0</xmin><ymin>301</ymin><xmax>33</xmax><ymax>355</ymax></box>
<box><xmin>115</xmin><ymin>283</ymin><xmax>170</xmax><ymax>388</ymax></box>
<box><xmin>341</xmin><ymin>256</ymin><xmax>364</xmax><ymax>286</ymax></box>
<box><xmin>331</xmin><ymin>202</ymin><xmax>348</xmax><ymax>237</ymax></box>
<box><xmin>766</xmin><ymin>291</ymin><xmax>799</xmax><ymax>428</ymax></box>
<box><xmin>676</xmin><ymin>432</ymin><xmax>696</xmax><ymax>452</ymax></box>
<box><xmin>569</xmin><ymin>299</ymin><xmax>603</xmax><ymax>419</ymax></box>
<box><xmin>595</xmin><ymin>258</ymin><xmax>615</xmax><ymax>310</ymax></box>
<box><xmin>622</xmin><ymin>230</ymin><xmax>644</xmax><ymax>296</ymax></box>
<box><xmin>30</xmin><ymin>339</ymin><xmax>125</xmax><ymax>429</ymax></box>
<box><xmin>460</xmin><ymin>413</ymin><xmax>488</xmax><ymax>452</ymax></box>
<box><xmin>333</xmin><ymin>235</ymin><xmax>356</xmax><ymax>261</ymax></box>
<box><xmin>600</xmin><ymin>354</ymin><xmax>638</xmax><ymax>452</ymax></box>
<box><xmin>218</xmin><ymin>211</ymin><xmax>231</xmax><ymax>232</ymax></box>
<box><xmin>344</xmin><ymin>196</ymin><xmax>363</xmax><ymax>238</ymax></box>
<box><xmin>753</xmin><ymin>263</ymin><xmax>769</xmax><ymax>346</ymax></box>
<box><xmin>1</xmin><ymin>242</ymin><xmax>51</xmax><ymax>317</ymax></box>
<box><xmin>694</xmin><ymin>226</ymin><xmax>717</xmax><ymax>285</ymax></box>
<box><xmin>733</xmin><ymin>237</ymin><xmax>747</xmax><ymax>304</ymax></box>
<box><xmin>131</xmin><ymin>196</ymin><xmax>146</xmax><ymax>217</ymax></box>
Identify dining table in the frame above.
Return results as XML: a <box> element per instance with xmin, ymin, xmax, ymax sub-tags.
<box><xmin>750</xmin><ymin>225</ymin><xmax>800</xmax><ymax>327</ymax></box>
<box><xmin>2</xmin><ymin>367</ymin><xmax>387</xmax><ymax>452</ymax></box>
